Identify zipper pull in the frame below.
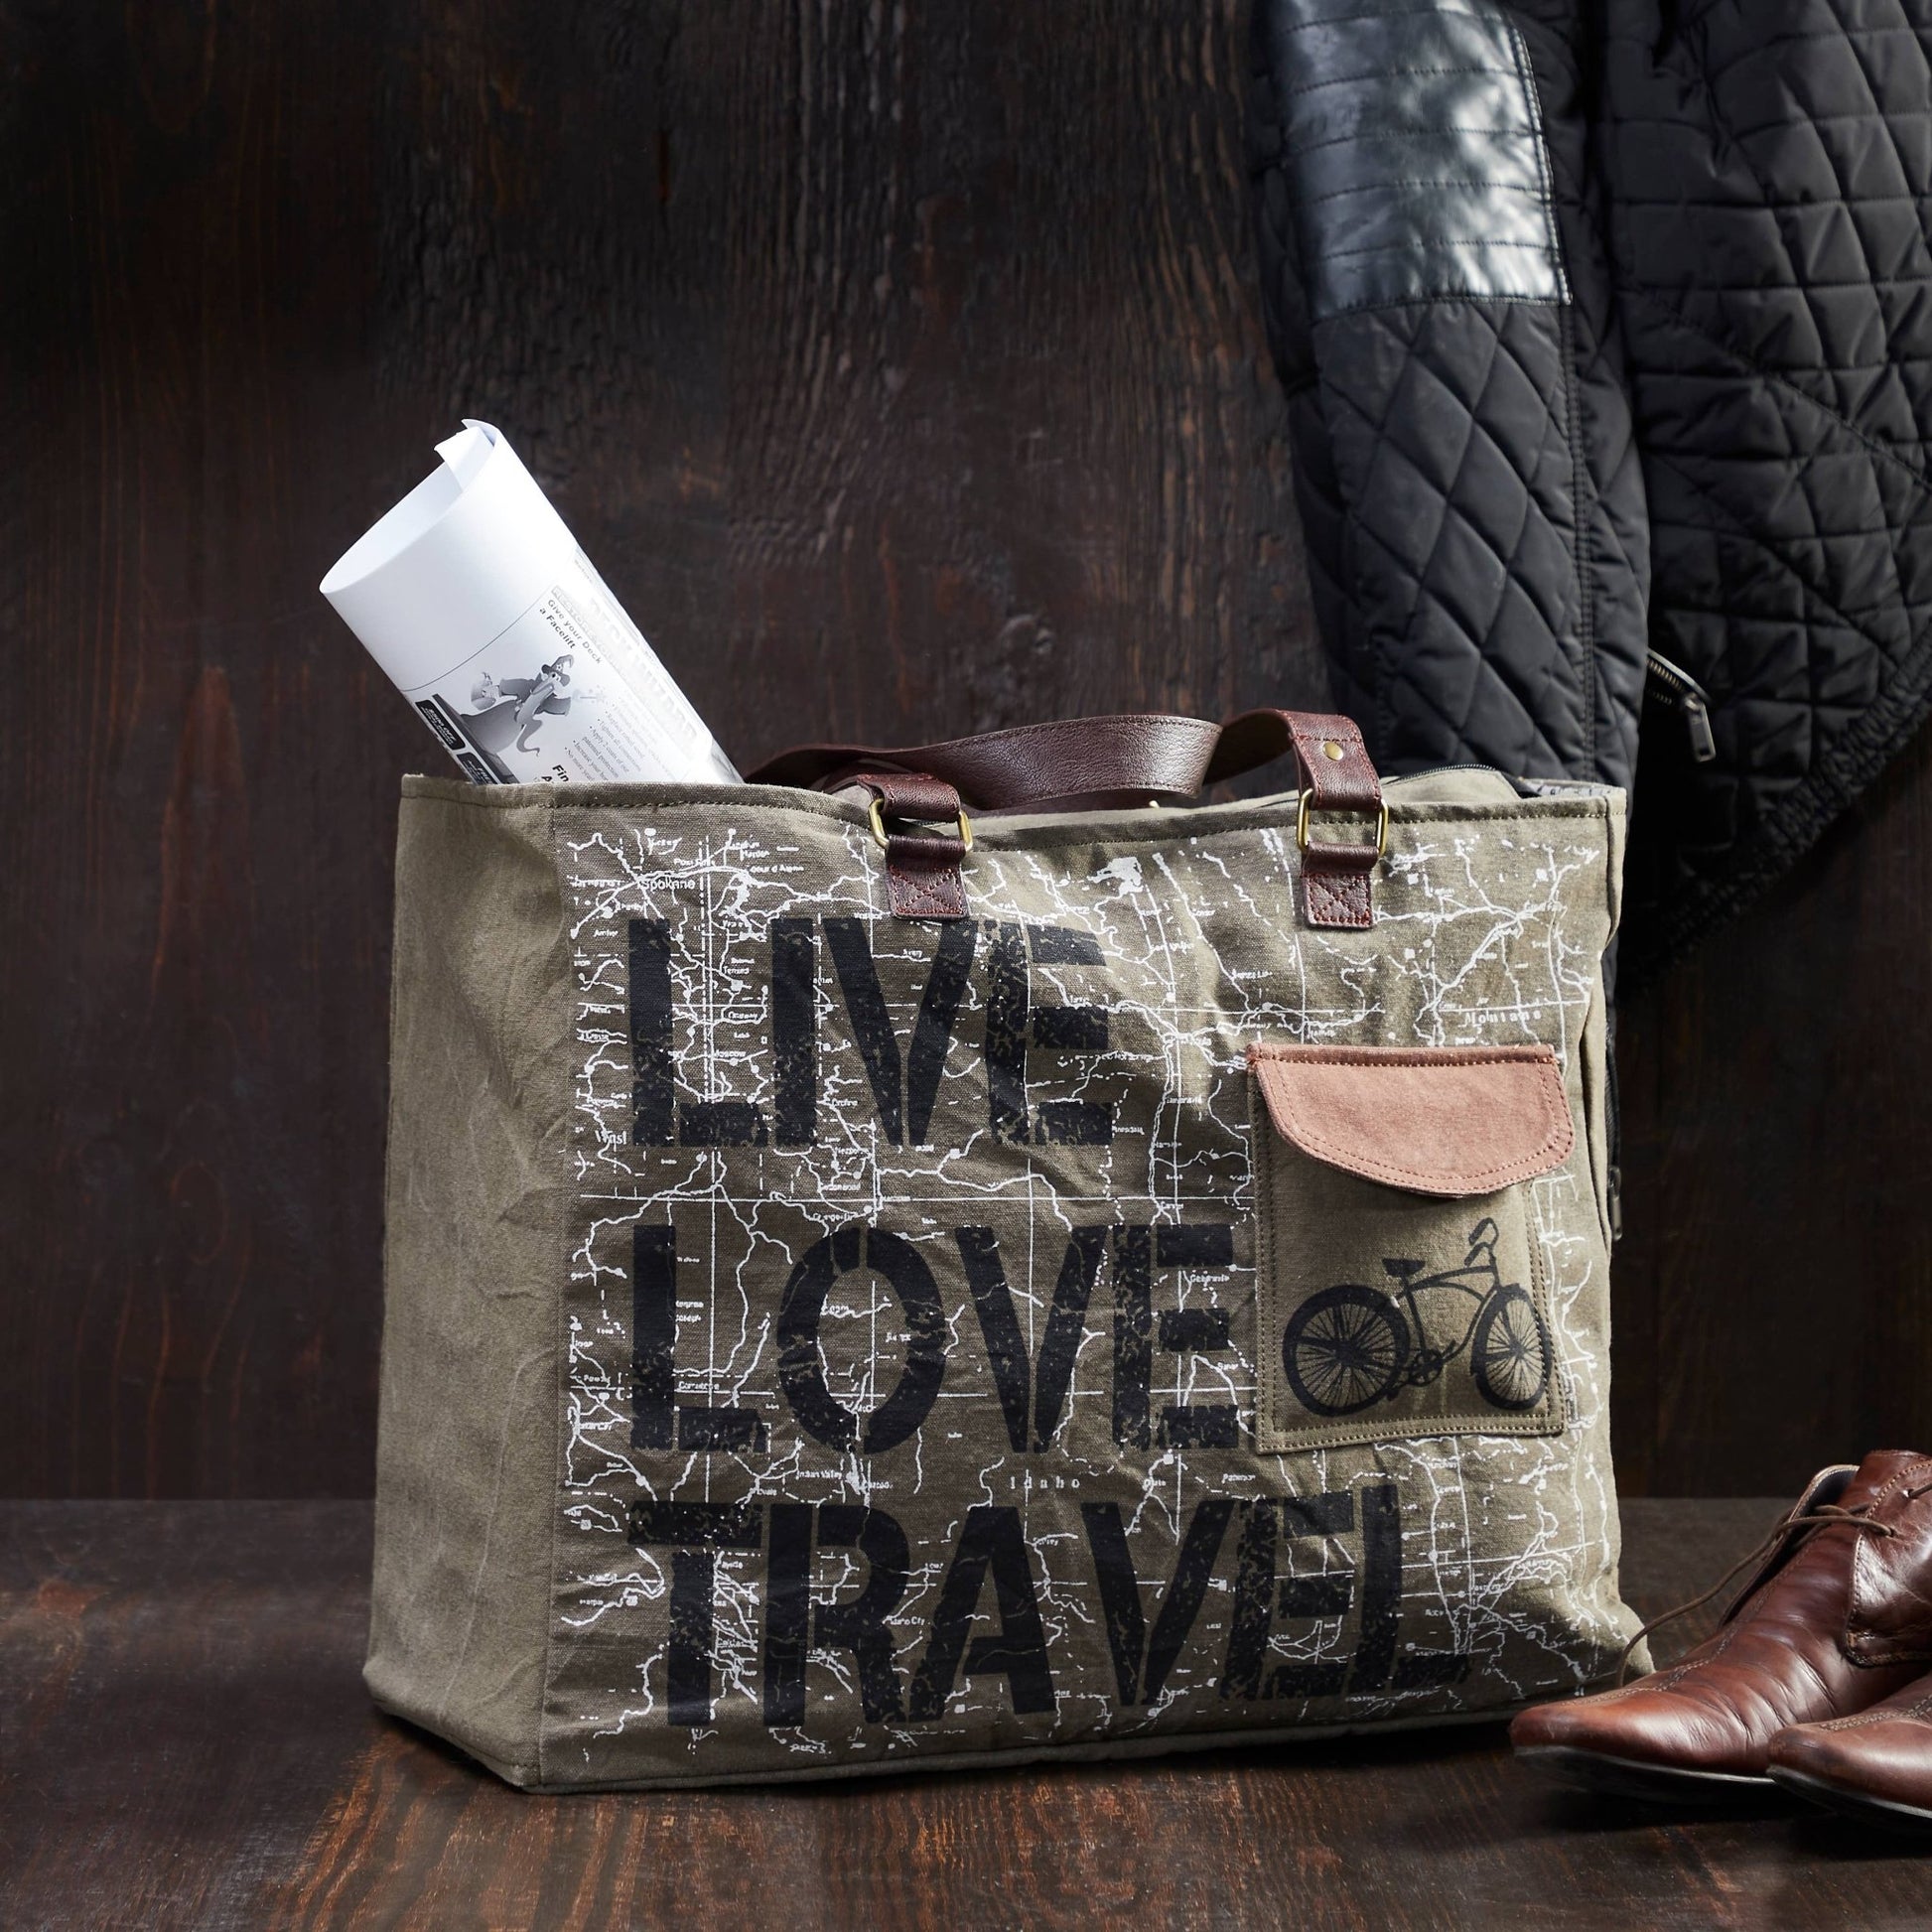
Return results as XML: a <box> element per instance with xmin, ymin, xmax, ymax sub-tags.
<box><xmin>1645</xmin><ymin>649</ymin><xmax>1719</xmax><ymax>764</ymax></box>
<box><xmin>1680</xmin><ymin>691</ymin><xmax>1716</xmax><ymax>763</ymax></box>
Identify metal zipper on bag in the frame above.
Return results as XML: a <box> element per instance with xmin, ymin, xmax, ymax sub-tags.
<box><xmin>1386</xmin><ymin>764</ymin><xmax>1605</xmax><ymax>802</ymax></box>
<box><xmin>1644</xmin><ymin>649</ymin><xmax>1718</xmax><ymax>762</ymax></box>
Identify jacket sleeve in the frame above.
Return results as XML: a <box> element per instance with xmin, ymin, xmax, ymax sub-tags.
<box><xmin>1247</xmin><ymin>0</ymin><xmax>1649</xmax><ymax>795</ymax></box>
<box><xmin>1597</xmin><ymin>0</ymin><xmax>1932</xmax><ymax>977</ymax></box>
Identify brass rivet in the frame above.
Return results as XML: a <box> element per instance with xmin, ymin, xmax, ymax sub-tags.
<box><xmin>1321</xmin><ymin>740</ymin><xmax>1345</xmax><ymax>761</ymax></box>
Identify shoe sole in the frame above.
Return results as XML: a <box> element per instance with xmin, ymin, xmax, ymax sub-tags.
<box><xmin>1515</xmin><ymin>1744</ymin><xmax>1774</xmax><ymax>1804</ymax></box>
<box><xmin>1769</xmin><ymin>1765</ymin><xmax>1932</xmax><ymax>1834</ymax></box>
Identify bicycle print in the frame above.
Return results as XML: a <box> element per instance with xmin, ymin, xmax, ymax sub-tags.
<box><xmin>1281</xmin><ymin>1217</ymin><xmax>1552</xmax><ymax>1419</ymax></box>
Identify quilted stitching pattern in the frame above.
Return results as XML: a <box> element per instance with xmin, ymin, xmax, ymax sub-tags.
<box><xmin>1514</xmin><ymin>2</ymin><xmax>1652</xmax><ymax>798</ymax></box>
<box><xmin>1249</xmin><ymin>1</ymin><xmax>1640</xmax><ymax>789</ymax></box>
<box><xmin>1313</xmin><ymin>297</ymin><xmax>1587</xmax><ymax>776</ymax></box>
<box><xmin>1605</xmin><ymin>0</ymin><xmax>1932</xmax><ymax>972</ymax></box>
<box><xmin>1250</xmin><ymin>0</ymin><xmax>1932</xmax><ymax>973</ymax></box>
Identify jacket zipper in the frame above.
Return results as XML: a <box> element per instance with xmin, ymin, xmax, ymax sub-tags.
<box><xmin>1645</xmin><ymin>649</ymin><xmax>1717</xmax><ymax>763</ymax></box>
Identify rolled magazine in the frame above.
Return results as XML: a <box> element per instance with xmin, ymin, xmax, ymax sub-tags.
<box><xmin>321</xmin><ymin>421</ymin><xmax>741</xmax><ymax>786</ymax></box>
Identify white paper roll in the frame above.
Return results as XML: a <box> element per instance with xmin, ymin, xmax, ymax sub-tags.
<box><xmin>321</xmin><ymin>421</ymin><xmax>741</xmax><ymax>786</ymax></box>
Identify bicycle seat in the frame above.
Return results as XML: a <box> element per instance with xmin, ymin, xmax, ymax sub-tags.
<box><xmin>1382</xmin><ymin>1258</ymin><xmax>1425</xmax><ymax>1284</ymax></box>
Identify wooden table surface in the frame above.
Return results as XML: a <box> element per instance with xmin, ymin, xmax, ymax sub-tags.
<box><xmin>4</xmin><ymin>1498</ymin><xmax>1929</xmax><ymax>1930</ymax></box>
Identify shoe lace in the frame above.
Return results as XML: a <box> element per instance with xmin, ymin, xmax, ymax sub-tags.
<box><xmin>1615</xmin><ymin>1499</ymin><xmax>1908</xmax><ymax>1685</ymax></box>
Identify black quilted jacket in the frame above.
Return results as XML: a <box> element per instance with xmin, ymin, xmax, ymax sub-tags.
<box><xmin>1249</xmin><ymin>0</ymin><xmax>1932</xmax><ymax>978</ymax></box>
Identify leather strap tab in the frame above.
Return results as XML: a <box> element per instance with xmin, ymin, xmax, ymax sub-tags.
<box><xmin>863</xmin><ymin>769</ymin><xmax>959</xmax><ymax>824</ymax></box>
<box><xmin>1284</xmin><ymin>713</ymin><xmax>1380</xmax><ymax>814</ymax></box>
<box><xmin>856</xmin><ymin>770</ymin><xmax>969</xmax><ymax>920</ymax></box>
<box><xmin>1302</xmin><ymin>845</ymin><xmax>1377</xmax><ymax>928</ymax></box>
<box><xmin>1284</xmin><ymin>712</ymin><xmax>1381</xmax><ymax>930</ymax></box>
<box><xmin>1209</xmin><ymin>709</ymin><xmax>1384</xmax><ymax>928</ymax></box>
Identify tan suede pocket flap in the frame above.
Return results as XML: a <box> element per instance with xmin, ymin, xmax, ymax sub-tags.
<box><xmin>1246</xmin><ymin>1044</ymin><xmax>1573</xmax><ymax>1197</ymax></box>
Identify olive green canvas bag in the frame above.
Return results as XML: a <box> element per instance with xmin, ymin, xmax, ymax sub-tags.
<box><xmin>365</xmin><ymin>708</ymin><xmax>1642</xmax><ymax>1790</ymax></box>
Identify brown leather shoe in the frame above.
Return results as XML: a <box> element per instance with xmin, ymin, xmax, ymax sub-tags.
<box><xmin>1512</xmin><ymin>1451</ymin><xmax>1932</xmax><ymax>1801</ymax></box>
<box><xmin>1768</xmin><ymin>1678</ymin><xmax>1932</xmax><ymax>1832</ymax></box>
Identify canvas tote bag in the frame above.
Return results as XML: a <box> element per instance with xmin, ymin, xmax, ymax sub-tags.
<box><xmin>365</xmin><ymin>708</ymin><xmax>1642</xmax><ymax>1789</ymax></box>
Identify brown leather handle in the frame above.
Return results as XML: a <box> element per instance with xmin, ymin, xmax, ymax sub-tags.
<box><xmin>748</xmin><ymin>707</ymin><xmax>1378</xmax><ymax>808</ymax></box>
<box><xmin>749</xmin><ymin>708</ymin><xmax>1383</xmax><ymax>929</ymax></box>
<box><xmin>748</xmin><ymin>714</ymin><xmax>1227</xmax><ymax>812</ymax></box>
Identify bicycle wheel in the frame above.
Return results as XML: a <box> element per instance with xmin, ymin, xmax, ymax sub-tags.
<box><xmin>1282</xmin><ymin>1285</ymin><xmax>1409</xmax><ymax>1417</ymax></box>
<box><xmin>1468</xmin><ymin>1285</ymin><xmax>1552</xmax><ymax>1411</ymax></box>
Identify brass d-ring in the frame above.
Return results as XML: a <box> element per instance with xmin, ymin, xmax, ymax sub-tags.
<box><xmin>869</xmin><ymin>796</ymin><xmax>974</xmax><ymax>854</ymax></box>
<box><xmin>1296</xmin><ymin>792</ymin><xmax>1390</xmax><ymax>860</ymax></box>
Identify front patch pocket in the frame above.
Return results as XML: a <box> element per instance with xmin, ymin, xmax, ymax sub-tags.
<box><xmin>1247</xmin><ymin>1044</ymin><xmax>1573</xmax><ymax>1452</ymax></box>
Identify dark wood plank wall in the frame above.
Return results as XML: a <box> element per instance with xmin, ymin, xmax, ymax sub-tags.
<box><xmin>1</xmin><ymin>0</ymin><xmax>1925</xmax><ymax>1498</ymax></box>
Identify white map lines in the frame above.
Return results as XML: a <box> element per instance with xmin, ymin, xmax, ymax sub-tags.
<box><xmin>539</xmin><ymin>798</ymin><xmax>1632</xmax><ymax>1772</ymax></box>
